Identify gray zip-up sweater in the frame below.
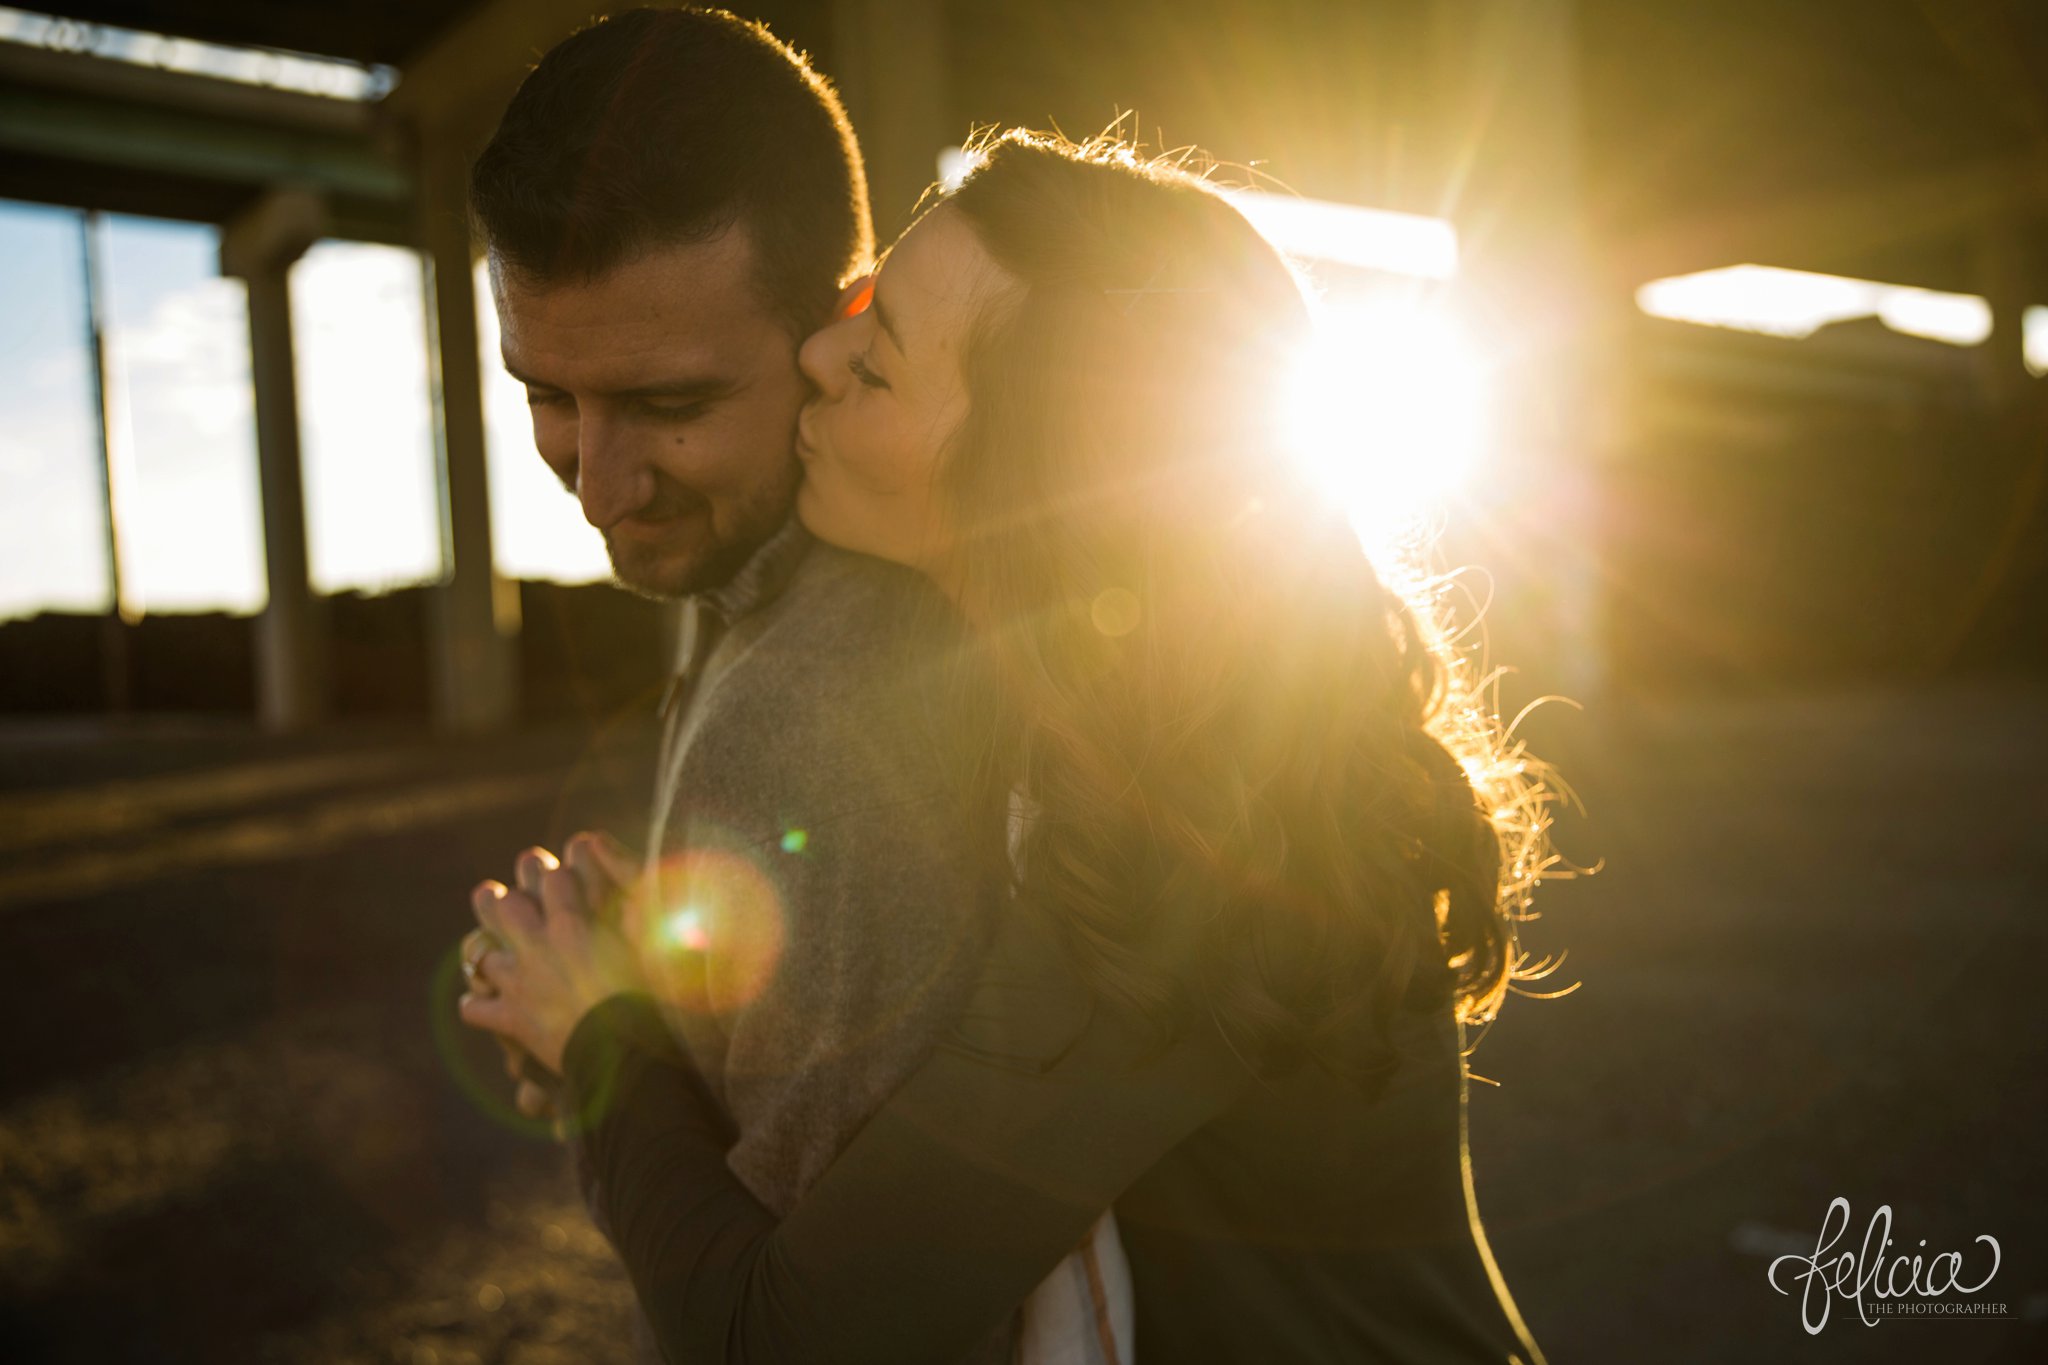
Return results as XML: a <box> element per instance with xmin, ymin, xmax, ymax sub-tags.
<box><xmin>647</xmin><ymin>517</ymin><xmax>999</xmax><ymax>1206</ymax></box>
<box><xmin>573</xmin><ymin>517</ymin><xmax>1016</xmax><ymax>1360</ymax></box>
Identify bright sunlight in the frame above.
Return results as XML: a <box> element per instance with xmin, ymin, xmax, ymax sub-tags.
<box><xmin>1280</xmin><ymin>295</ymin><xmax>1489</xmax><ymax>550</ymax></box>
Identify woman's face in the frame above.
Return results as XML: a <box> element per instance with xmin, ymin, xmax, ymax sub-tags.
<box><xmin>795</xmin><ymin>206</ymin><xmax>1017</xmax><ymax>578</ymax></box>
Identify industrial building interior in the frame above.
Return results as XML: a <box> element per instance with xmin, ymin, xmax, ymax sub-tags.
<box><xmin>0</xmin><ymin>2</ymin><xmax>2042</xmax><ymax>1360</ymax></box>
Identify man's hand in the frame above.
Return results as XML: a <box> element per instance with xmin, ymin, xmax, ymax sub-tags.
<box><xmin>467</xmin><ymin>923</ymin><xmax>556</xmax><ymax>1116</ymax></box>
<box><xmin>459</xmin><ymin>831</ymin><xmax>642</xmax><ymax>1076</ymax></box>
<box><xmin>462</xmin><ymin>832</ymin><xmax>639</xmax><ymax>1123</ymax></box>
<box><xmin>561</xmin><ymin>830</ymin><xmax>640</xmax><ymax>927</ymax></box>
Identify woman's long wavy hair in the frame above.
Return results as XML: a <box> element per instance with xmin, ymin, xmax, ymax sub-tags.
<box><xmin>931</xmin><ymin>129</ymin><xmax>1562</xmax><ymax>1097</ymax></box>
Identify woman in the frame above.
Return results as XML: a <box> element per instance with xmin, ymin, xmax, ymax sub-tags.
<box><xmin>461</xmin><ymin>128</ymin><xmax>1559</xmax><ymax>1364</ymax></box>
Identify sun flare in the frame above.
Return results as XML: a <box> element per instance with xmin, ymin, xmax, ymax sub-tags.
<box><xmin>1280</xmin><ymin>297</ymin><xmax>1489</xmax><ymax>552</ymax></box>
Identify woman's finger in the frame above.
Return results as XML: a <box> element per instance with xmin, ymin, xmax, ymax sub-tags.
<box><xmin>460</xmin><ymin>926</ymin><xmax>501</xmax><ymax>996</ymax></box>
<box><xmin>497</xmin><ymin>1034</ymin><xmax>530</xmax><ymax>1081</ymax></box>
<box><xmin>537</xmin><ymin>862</ymin><xmax>590</xmax><ymax>923</ymax></box>
<box><xmin>476</xmin><ymin>942</ymin><xmax>519</xmax><ymax>992</ymax></box>
<box><xmin>471</xmin><ymin>880</ymin><xmax>510</xmax><ymax>936</ymax></box>
<box><xmin>472</xmin><ymin>882</ymin><xmax>542</xmax><ymax>944</ymax></box>
<box><xmin>514</xmin><ymin>846</ymin><xmax>560</xmax><ymax>898</ymax></box>
<box><xmin>571</xmin><ymin>832</ymin><xmax>643</xmax><ymax>932</ymax></box>
<box><xmin>458</xmin><ymin>989</ymin><xmax>516</xmax><ymax>1039</ymax></box>
<box><xmin>515</xmin><ymin>1079</ymin><xmax>557</xmax><ymax>1121</ymax></box>
<box><xmin>486</xmin><ymin>886</ymin><xmax>545</xmax><ymax>945</ymax></box>
<box><xmin>564</xmin><ymin>833</ymin><xmax>623</xmax><ymax>919</ymax></box>
<box><xmin>574</xmin><ymin>830</ymin><xmax>640</xmax><ymax>888</ymax></box>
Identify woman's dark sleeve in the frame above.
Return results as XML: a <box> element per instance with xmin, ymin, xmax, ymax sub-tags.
<box><xmin>559</xmin><ymin>917</ymin><xmax>1249</xmax><ymax>1365</ymax></box>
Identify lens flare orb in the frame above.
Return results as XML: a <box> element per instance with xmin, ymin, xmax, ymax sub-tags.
<box><xmin>635</xmin><ymin>845</ymin><xmax>788</xmax><ymax>1016</ymax></box>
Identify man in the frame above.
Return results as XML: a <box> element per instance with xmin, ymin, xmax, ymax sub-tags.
<box><xmin>451</xmin><ymin>9</ymin><xmax>1011</xmax><ymax>1358</ymax></box>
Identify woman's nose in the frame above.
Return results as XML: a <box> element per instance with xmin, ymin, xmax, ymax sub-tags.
<box><xmin>798</xmin><ymin>315</ymin><xmax>853</xmax><ymax>398</ymax></box>
<box><xmin>799</xmin><ymin>274</ymin><xmax>873</xmax><ymax>397</ymax></box>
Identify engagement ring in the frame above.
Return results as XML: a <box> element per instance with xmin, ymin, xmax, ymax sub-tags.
<box><xmin>462</xmin><ymin>929</ymin><xmax>503</xmax><ymax>995</ymax></box>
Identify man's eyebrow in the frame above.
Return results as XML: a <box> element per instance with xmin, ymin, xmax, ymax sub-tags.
<box><xmin>612</xmin><ymin>377</ymin><xmax>735</xmax><ymax>401</ymax></box>
<box><xmin>502</xmin><ymin>362</ymin><xmax>734</xmax><ymax>402</ymax></box>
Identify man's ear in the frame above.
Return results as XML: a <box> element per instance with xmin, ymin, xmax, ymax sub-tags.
<box><xmin>833</xmin><ymin>273</ymin><xmax>875</xmax><ymax>321</ymax></box>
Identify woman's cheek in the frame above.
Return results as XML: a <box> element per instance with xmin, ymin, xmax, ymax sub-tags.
<box><xmin>872</xmin><ymin>413</ymin><xmax>936</xmax><ymax>496</ymax></box>
<box><xmin>837</xmin><ymin>411</ymin><xmax>899</xmax><ymax>489</ymax></box>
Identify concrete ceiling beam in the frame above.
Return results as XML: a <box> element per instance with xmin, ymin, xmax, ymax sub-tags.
<box><xmin>0</xmin><ymin>81</ymin><xmax>407</xmax><ymax>201</ymax></box>
<box><xmin>0</xmin><ymin>41</ymin><xmax>376</xmax><ymax>135</ymax></box>
<box><xmin>1614</xmin><ymin>154</ymin><xmax>2048</xmax><ymax>291</ymax></box>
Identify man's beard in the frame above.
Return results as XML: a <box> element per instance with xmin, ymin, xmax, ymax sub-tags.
<box><xmin>605</xmin><ymin>469</ymin><xmax>794</xmax><ymax>600</ymax></box>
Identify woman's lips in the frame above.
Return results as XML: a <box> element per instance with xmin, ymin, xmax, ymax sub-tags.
<box><xmin>796</xmin><ymin>406</ymin><xmax>827</xmax><ymax>463</ymax></box>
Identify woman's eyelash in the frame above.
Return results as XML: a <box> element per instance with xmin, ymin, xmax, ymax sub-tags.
<box><xmin>848</xmin><ymin>352</ymin><xmax>889</xmax><ymax>390</ymax></box>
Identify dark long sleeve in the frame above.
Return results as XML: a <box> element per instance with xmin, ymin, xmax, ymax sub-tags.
<box><xmin>560</xmin><ymin>912</ymin><xmax>1250</xmax><ymax>1365</ymax></box>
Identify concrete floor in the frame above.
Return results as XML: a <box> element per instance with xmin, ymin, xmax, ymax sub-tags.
<box><xmin>1471</xmin><ymin>680</ymin><xmax>2048</xmax><ymax>1364</ymax></box>
<box><xmin>0</xmin><ymin>681</ymin><xmax>2042</xmax><ymax>1362</ymax></box>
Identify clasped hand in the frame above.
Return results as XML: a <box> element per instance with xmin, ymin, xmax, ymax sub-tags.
<box><xmin>458</xmin><ymin>831</ymin><xmax>644</xmax><ymax>1091</ymax></box>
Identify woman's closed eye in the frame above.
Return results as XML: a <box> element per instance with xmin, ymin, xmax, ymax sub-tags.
<box><xmin>848</xmin><ymin>350</ymin><xmax>890</xmax><ymax>391</ymax></box>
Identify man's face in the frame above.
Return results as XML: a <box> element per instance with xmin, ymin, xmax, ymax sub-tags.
<box><xmin>492</xmin><ymin>226</ymin><xmax>807</xmax><ymax>598</ymax></box>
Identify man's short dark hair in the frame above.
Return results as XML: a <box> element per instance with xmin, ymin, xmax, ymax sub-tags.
<box><xmin>470</xmin><ymin>6</ymin><xmax>872</xmax><ymax>334</ymax></box>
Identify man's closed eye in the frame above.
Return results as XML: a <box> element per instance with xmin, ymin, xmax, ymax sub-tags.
<box><xmin>636</xmin><ymin>398</ymin><xmax>714</xmax><ymax>422</ymax></box>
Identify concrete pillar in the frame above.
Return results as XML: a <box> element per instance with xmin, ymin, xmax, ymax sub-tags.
<box><xmin>418</xmin><ymin>131</ymin><xmax>519</xmax><ymax>733</ymax></box>
<box><xmin>78</xmin><ymin>211</ymin><xmax>133</xmax><ymax>714</ymax></box>
<box><xmin>829</xmin><ymin>0</ymin><xmax>951</xmax><ymax>242</ymax></box>
<box><xmin>222</xmin><ymin>188</ymin><xmax>327</xmax><ymax>732</ymax></box>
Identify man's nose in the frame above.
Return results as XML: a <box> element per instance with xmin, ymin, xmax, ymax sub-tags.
<box><xmin>574</xmin><ymin>417</ymin><xmax>653</xmax><ymax>530</ymax></box>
